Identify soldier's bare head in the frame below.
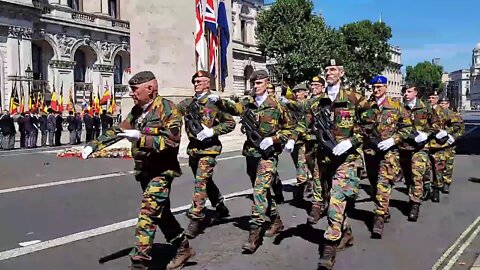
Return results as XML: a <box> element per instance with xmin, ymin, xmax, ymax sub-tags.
<box><xmin>267</xmin><ymin>83</ymin><xmax>275</xmax><ymax>95</ymax></box>
<box><xmin>192</xmin><ymin>70</ymin><xmax>211</xmax><ymax>95</ymax></box>
<box><xmin>402</xmin><ymin>85</ymin><xmax>418</xmax><ymax>102</ymax></box>
<box><xmin>128</xmin><ymin>71</ymin><xmax>158</xmax><ymax>107</ymax></box>
<box><xmin>249</xmin><ymin>70</ymin><xmax>270</xmax><ymax>97</ymax></box>
<box><xmin>439</xmin><ymin>99</ymin><xmax>450</xmax><ymax>109</ymax></box>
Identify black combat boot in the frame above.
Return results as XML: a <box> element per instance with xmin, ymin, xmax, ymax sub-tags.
<box><xmin>130</xmin><ymin>261</ymin><xmax>148</xmax><ymax>270</ymax></box>
<box><xmin>337</xmin><ymin>227</ymin><xmax>354</xmax><ymax>251</ymax></box>
<box><xmin>317</xmin><ymin>240</ymin><xmax>338</xmax><ymax>270</ymax></box>
<box><xmin>242</xmin><ymin>226</ymin><xmax>262</xmax><ymax>253</ymax></box>
<box><xmin>166</xmin><ymin>236</ymin><xmax>195</xmax><ymax>270</ymax></box>
<box><xmin>408</xmin><ymin>201</ymin><xmax>420</xmax><ymax>222</ymax></box>
<box><xmin>431</xmin><ymin>188</ymin><xmax>440</xmax><ymax>203</ymax></box>
<box><xmin>184</xmin><ymin>219</ymin><xmax>203</xmax><ymax>239</ymax></box>
<box><xmin>421</xmin><ymin>183</ymin><xmax>432</xmax><ymax>201</ymax></box>
<box><xmin>307</xmin><ymin>202</ymin><xmax>326</xmax><ymax>224</ymax></box>
<box><xmin>292</xmin><ymin>183</ymin><xmax>306</xmax><ymax>201</ymax></box>
<box><xmin>264</xmin><ymin>216</ymin><xmax>284</xmax><ymax>237</ymax></box>
<box><xmin>214</xmin><ymin>201</ymin><xmax>230</xmax><ymax>221</ymax></box>
<box><xmin>442</xmin><ymin>183</ymin><xmax>450</xmax><ymax>194</ymax></box>
<box><xmin>372</xmin><ymin>215</ymin><xmax>385</xmax><ymax>239</ymax></box>
<box><xmin>384</xmin><ymin>211</ymin><xmax>391</xmax><ymax>223</ymax></box>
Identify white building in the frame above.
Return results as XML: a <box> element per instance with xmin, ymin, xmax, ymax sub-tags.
<box><xmin>381</xmin><ymin>45</ymin><xmax>403</xmax><ymax>97</ymax></box>
<box><xmin>0</xmin><ymin>0</ymin><xmax>131</xmax><ymax>113</ymax></box>
<box><xmin>469</xmin><ymin>43</ymin><xmax>480</xmax><ymax>109</ymax></box>
<box><xmin>449</xmin><ymin>69</ymin><xmax>471</xmax><ymax>111</ymax></box>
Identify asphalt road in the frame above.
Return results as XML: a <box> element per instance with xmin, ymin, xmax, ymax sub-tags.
<box><xmin>0</xmin><ymin>147</ymin><xmax>479</xmax><ymax>270</ymax></box>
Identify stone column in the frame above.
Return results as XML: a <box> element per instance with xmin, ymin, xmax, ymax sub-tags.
<box><xmin>93</xmin><ymin>63</ymin><xmax>114</xmax><ymax>112</ymax></box>
<box><xmin>49</xmin><ymin>60</ymin><xmax>75</xmax><ymax>113</ymax></box>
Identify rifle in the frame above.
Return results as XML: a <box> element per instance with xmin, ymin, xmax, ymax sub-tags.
<box><xmin>312</xmin><ymin>98</ymin><xmax>337</xmax><ymax>151</ymax></box>
<box><xmin>240</xmin><ymin>108</ymin><xmax>275</xmax><ymax>157</ymax></box>
<box><xmin>184</xmin><ymin>100</ymin><xmax>204</xmax><ymax>137</ymax></box>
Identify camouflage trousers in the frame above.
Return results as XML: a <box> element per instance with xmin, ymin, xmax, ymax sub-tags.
<box><xmin>400</xmin><ymin>150</ymin><xmax>431</xmax><ymax>203</ymax></box>
<box><xmin>444</xmin><ymin>147</ymin><xmax>456</xmax><ymax>185</ymax></box>
<box><xmin>320</xmin><ymin>151</ymin><xmax>362</xmax><ymax>242</ymax></box>
<box><xmin>305</xmin><ymin>141</ymin><xmax>328</xmax><ymax>204</ymax></box>
<box><xmin>246</xmin><ymin>156</ymin><xmax>279</xmax><ymax>227</ymax></box>
<box><xmin>291</xmin><ymin>142</ymin><xmax>310</xmax><ymax>185</ymax></box>
<box><xmin>187</xmin><ymin>155</ymin><xmax>224</xmax><ymax>220</ymax></box>
<box><xmin>428</xmin><ymin>148</ymin><xmax>447</xmax><ymax>189</ymax></box>
<box><xmin>365</xmin><ymin>149</ymin><xmax>401</xmax><ymax>216</ymax></box>
<box><xmin>130</xmin><ymin>175</ymin><xmax>184</xmax><ymax>261</ymax></box>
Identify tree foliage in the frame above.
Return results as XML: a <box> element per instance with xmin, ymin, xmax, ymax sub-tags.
<box><xmin>256</xmin><ymin>0</ymin><xmax>393</xmax><ymax>89</ymax></box>
<box><xmin>405</xmin><ymin>61</ymin><xmax>443</xmax><ymax>90</ymax></box>
<box><xmin>339</xmin><ymin>20</ymin><xmax>392</xmax><ymax>91</ymax></box>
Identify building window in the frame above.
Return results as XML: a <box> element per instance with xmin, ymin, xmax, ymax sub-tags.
<box><xmin>241</xmin><ymin>20</ymin><xmax>247</xmax><ymax>43</ymax></box>
<box><xmin>32</xmin><ymin>43</ymin><xmax>43</xmax><ymax>80</ymax></box>
<box><xmin>114</xmin><ymin>55</ymin><xmax>123</xmax><ymax>84</ymax></box>
<box><xmin>74</xmin><ymin>50</ymin><xmax>86</xmax><ymax>82</ymax></box>
<box><xmin>108</xmin><ymin>0</ymin><xmax>117</xmax><ymax>18</ymax></box>
<box><xmin>68</xmin><ymin>0</ymin><xmax>79</xmax><ymax>10</ymax></box>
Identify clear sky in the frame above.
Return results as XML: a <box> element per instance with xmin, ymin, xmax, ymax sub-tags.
<box><xmin>264</xmin><ymin>0</ymin><xmax>479</xmax><ymax>73</ymax></box>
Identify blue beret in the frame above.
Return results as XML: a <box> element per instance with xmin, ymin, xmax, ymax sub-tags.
<box><xmin>370</xmin><ymin>75</ymin><xmax>387</xmax><ymax>84</ymax></box>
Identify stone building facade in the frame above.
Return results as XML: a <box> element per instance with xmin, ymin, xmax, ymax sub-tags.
<box><xmin>381</xmin><ymin>45</ymin><xmax>403</xmax><ymax>97</ymax></box>
<box><xmin>469</xmin><ymin>43</ymin><xmax>480</xmax><ymax>109</ymax></box>
<box><xmin>0</xmin><ymin>0</ymin><xmax>130</xmax><ymax>112</ymax></box>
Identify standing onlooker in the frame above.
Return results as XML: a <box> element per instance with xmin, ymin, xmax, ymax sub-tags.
<box><xmin>93</xmin><ymin>112</ymin><xmax>101</xmax><ymax>139</ymax></box>
<box><xmin>100</xmin><ymin>109</ymin><xmax>113</xmax><ymax>135</ymax></box>
<box><xmin>47</xmin><ymin>108</ymin><xmax>56</xmax><ymax>146</ymax></box>
<box><xmin>55</xmin><ymin>111</ymin><xmax>64</xmax><ymax>146</ymax></box>
<box><xmin>66</xmin><ymin>111</ymin><xmax>76</xmax><ymax>145</ymax></box>
<box><xmin>38</xmin><ymin>111</ymin><xmax>48</xmax><ymax>147</ymax></box>
<box><xmin>24</xmin><ymin>111</ymin><xmax>39</xmax><ymax>148</ymax></box>
<box><xmin>75</xmin><ymin>112</ymin><xmax>82</xmax><ymax>144</ymax></box>
<box><xmin>83</xmin><ymin>111</ymin><xmax>94</xmax><ymax>142</ymax></box>
<box><xmin>17</xmin><ymin>113</ymin><xmax>26</xmax><ymax>148</ymax></box>
<box><xmin>0</xmin><ymin>110</ymin><xmax>16</xmax><ymax>150</ymax></box>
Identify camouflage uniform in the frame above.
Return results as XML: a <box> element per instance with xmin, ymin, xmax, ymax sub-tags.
<box><xmin>399</xmin><ymin>98</ymin><xmax>442</xmax><ymax>220</ymax></box>
<box><xmin>86</xmin><ymin>95</ymin><xmax>189</xmax><ymax>266</ymax></box>
<box><xmin>361</xmin><ymin>96</ymin><xmax>412</xmax><ymax>236</ymax></box>
<box><xmin>177</xmin><ymin>92</ymin><xmax>236</xmax><ymax>225</ymax></box>
<box><xmin>220</xmin><ymin>92</ymin><xmax>296</xmax><ymax>251</ymax></box>
<box><xmin>310</xmin><ymin>87</ymin><xmax>369</xmax><ymax>243</ymax></box>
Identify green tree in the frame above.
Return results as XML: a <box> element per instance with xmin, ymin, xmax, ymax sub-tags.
<box><xmin>256</xmin><ymin>0</ymin><xmax>339</xmax><ymax>85</ymax></box>
<box><xmin>405</xmin><ymin>61</ymin><xmax>443</xmax><ymax>90</ymax></box>
<box><xmin>339</xmin><ymin>20</ymin><xmax>392</xmax><ymax>92</ymax></box>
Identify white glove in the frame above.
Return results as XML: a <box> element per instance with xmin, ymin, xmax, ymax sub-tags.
<box><xmin>196</xmin><ymin>124</ymin><xmax>214</xmax><ymax>141</ymax></box>
<box><xmin>414</xmin><ymin>131</ymin><xmax>429</xmax><ymax>143</ymax></box>
<box><xmin>81</xmin><ymin>146</ymin><xmax>93</xmax><ymax>160</ymax></box>
<box><xmin>284</xmin><ymin>139</ymin><xmax>295</xmax><ymax>152</ymax></box>
<box><xmin>278</xmin><ymin>96</ymin><xmax>289</xmax><ymax>104</ymax></box>
<box><xmin>332</xmin><ymin>139</ymin><xmax>353</xmax><ymax>156</ymax></box>
<box><xmin>378</xmin><ymin>138</ymin><xmax>395</xmax><ymax>151</ymax></box>
<box><xmin>118</xmin><ymin>129</ymin><xmax>141</xmax><ymax>142</ymax></box>
<box><xmin>208</xmin><ymin>94</ymin><xmax>219</xmax><ymax>103</ymax></box>
<box><xmin>447</xmin><ymin>134</ymin><xmax>455</xmax><ymax>145</ymax></box>
<box><xmin>260</xmin><ymin>137</ymin><xmax>274</xmax><ymax>150</ymax></box>
<box><xmin>435</xmin><ymin>129</ymin><xmax>448</xmax><ymax>139</ymax></box>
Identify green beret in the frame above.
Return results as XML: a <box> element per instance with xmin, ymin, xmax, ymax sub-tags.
<box><xmin>292</xmin><ymin>82</ymin><xmax>308</xmax><ymax>92</ymax></box>
<box><xmin>325</xmin><ymin>58</ymin><xmax>344</xmax><ymax>67</ymax></box>
<box><xmin>249</xmin><ymin>70</ymin><xmax>269</xmax><ymax>81</ymax></box>
<box><xmin>311</xmin><ymin>76</ymin><xmax>325</xmax><ymax>85</ymax></box>
<box><xmin>129</xmin><ymin>71</ymin><xmax>156</xmax><ymax>85</ymax></box>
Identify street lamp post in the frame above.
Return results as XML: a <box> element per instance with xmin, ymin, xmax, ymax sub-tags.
<box><xmin>25</xmin><ymin>65</ymin><xmax>33</xmax><ymax>105</ymax></box>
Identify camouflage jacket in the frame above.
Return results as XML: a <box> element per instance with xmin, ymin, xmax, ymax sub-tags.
<box><xmin>309</xmin><ymin>86</ymin><xmax>369</xmax><ymax>149</ymax></box>
<box><xmin>283</xmin><ymin>99</ymin><xmax>309</xmax><ymax>143</ymax></box>
<box><xmin>221</xmin><ymin>93</ymin><xmax>297</xmax><ymax>157</ymax></box>
<box><xmin>177</xmin><ymin>92</ymin><xmax>236</xmax><ymax>156</ymax></box>
<box><xmin>428</xmin><ymin>106</ymin><xmax>465</xmax><ymax>148</ymax></box>
<box><xmin>360</xmin><ymin>96</ymin><xmax>412</xmax><ymax>150</ymax></box>
<box><xmin>87</xmin><ymin>95</ymin><xmax>183</xmax><ymax>178</ymax></box>
<box><xmin>399</xmin><ymin>98</ymin><xmax>441</xmax><ymax>151</ymax></box>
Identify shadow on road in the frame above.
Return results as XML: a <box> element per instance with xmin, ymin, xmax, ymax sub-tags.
<box><xmin>273</xmin><ymin>223</ymin><xmax>325</xmax><ymax>246</ymax></box>
<box><xmin>98</xmin><ymin>244</ymin><xmax>198</xmax><ymax>269</ymax></box>
<box><xmin>394</xmin><ymin>186</ymin><xmax>409</xmax><ymax>196</ymax></box>
<box><xmin>389</xmin><ymin>199</ymin><xmax>410</xmax><ymax>217</ymax></box>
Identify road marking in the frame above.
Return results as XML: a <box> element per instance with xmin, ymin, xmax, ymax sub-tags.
<box><xmin>0</xmin><ymin>178</ymin><xmax>297</xmax><ymax>261</ymax></box>
<box><xmin>431</xmin><ymin>216</ymin><xmax>480</xmax><ymax>270</ymax></box>
<box><xmin>0</xmin><ymin>155</ymin><xmax>244</xmax><ymax>194</ymax></box>
<box><xmin>18</xmin><ymin>240</ymin><xmax>41</xmax><ymax>247</ymax></box>
<box><xmin>442</xmin><ymin>217</ymin><xmax>480</xmax><ymax>270</ymax></box>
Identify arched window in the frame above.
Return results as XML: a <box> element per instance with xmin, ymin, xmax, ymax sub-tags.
<box><xmin>32</xmin><ymin>43</ymin><xmax>43</xmax><ymax>80</ymax></box>
<box><xmin>108</xmin><ymin>0</ymin><xmax>118</xmax><ymax>18</ymax></box>
<box><xmin>241</xmin><ymin>20</ymin><xmax>247</xmax><ymax>43</ymax></box>
<box><xmin>74</xmin><ymin>50</ymin><xmax>86</xmax><ymax>82</ymax></box>
<box><xmin>244</xmin><ymin>65</ymin><xmax>254</xmax><ymax>91</ymax></box>
<box><xmin>67</xmin><ymin>0</ymin><xmax>79</xmax><ymax>10</ymax></box>
<box><xmin>114</xmin><ymin>54</ymin><xmax>123</xmax><ymax>84</ymax></box>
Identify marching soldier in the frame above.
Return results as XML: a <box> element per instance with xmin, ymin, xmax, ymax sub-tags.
<box><xmin>438</xmin><ymin>97</ymin><xmax>464</xmax><ymax>194</ymax></box>
<box><xmin>361</xmin><ymin>76</ymin><xmax>412</xmax><ymax>239</ymax></box>
<box><xmin>316</xmin><ymin>58</ymin><xmax>369</xmax><ymax>270</ymax></box>
<box><xmin>219</xmin><ymin>70</ymin><xmax>296</xmax><ymax>253</ymax></box>
<box><xmin>177</xmin><ymin>70</ymin><xmax>235</xmax><ymax>239</ymax></box>
<box><xmin>310</xmin><ymin>76</ymin><xmax>326</xmax><ymax>98</ymax></box>
<box><xmin>81</xmin><ymin>71</ymin><xmax>195</xmax><ymax>270</ymax></box>
<box><xmin>398</xmin><ymin>85</ymin><xmax>442</xmax><ymax>222</ymax></box>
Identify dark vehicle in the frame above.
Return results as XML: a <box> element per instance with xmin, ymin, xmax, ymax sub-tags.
<box><xmin>456</xmin><ymin>113</ymin><xmax>480</xmax><ymax>155</ymax></box>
